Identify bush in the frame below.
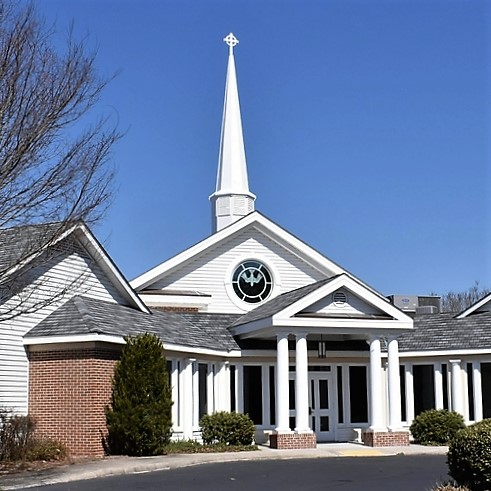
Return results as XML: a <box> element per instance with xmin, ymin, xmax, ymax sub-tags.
<box><xmin>447</xmin><ymin>419</ymin><xmax>491</xmax><ymax>491</ymax></box>
<box><xmin>410</xmin><ymin>409</ymin><xmax>465</xmax><ymax>445</ymax></box>
<box><xmin>0</xmin><ymin>411</ymin><xmax>35</xmax><ymax>461</ymax></box>
<box><xmin>0</xmin><ymin>409</ymin><xmax>67</xmax><ymax>462</ymax></box>
<box><xmin>105</xmin><ymin>333</ymin><xmax>173</xmax><ymax>456</ymax></box>
<box><xmin>200</xmin><ymin>411</ymin><xmax>255</xmax><ymax>446</ymax></box>
<box><xmin>26</xmin><ymin>439</ymin><xmax>67</xmax><ymax>461</ymax></box>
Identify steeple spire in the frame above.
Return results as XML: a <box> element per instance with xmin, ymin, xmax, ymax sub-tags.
<box><xmin>210</xmin><ymin>33</ymin><xmax>255</xmax><ymax>233</ymax></box>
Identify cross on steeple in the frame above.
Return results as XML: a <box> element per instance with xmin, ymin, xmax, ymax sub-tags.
<box><xmin>224</xmin><ymin>32</ymin><xmax>239</xmax><ymax>55</ymax></box>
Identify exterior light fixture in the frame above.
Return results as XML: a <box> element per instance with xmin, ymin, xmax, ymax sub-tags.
<box><xmin>318</xmin><ymin>335</ymin><xmax>326</xmax><ymax>359</ymax></box>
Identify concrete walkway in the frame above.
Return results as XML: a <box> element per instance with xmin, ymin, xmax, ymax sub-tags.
<box><xmin>0</xmin><ymin>443</ymin><xmax>448</xmax><ymax>490</ymax></box>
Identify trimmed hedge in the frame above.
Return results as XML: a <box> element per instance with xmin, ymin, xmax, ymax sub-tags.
<box><xmin>448</xmin><ymin>419</ymin><xmax>491</xmax><ymax>491</ymax></box>
<box><xmin>410</xmin><ymin>409</ymin><xmax>465</xmax><ymax>445</ymax></box>
<box><xmin>200</xmin><ymin>411</ymin><xmax>255</xmax><ymax>446</ymax></box>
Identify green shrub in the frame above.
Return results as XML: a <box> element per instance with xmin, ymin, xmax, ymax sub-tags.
<box><xmin>410</xmin><ymin>409</ymin><xmax>465</xmax><ymax>445</ymax></box>
<box><xmin>200</xmin><ymin>411</ymin><xmax>255</xmax><ymax>446</ymax></box>
<box><xmin>447</xmin><ymin>419</ymin><xmax>491</xmax><ymax>491</ymax></box>
<box><xmin>105</xmin><ymin>333</ymin><xmax>173</xmax><ymax>456</ymax></box>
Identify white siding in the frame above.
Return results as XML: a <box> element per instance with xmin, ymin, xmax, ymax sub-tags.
<box><xmin>0</xmin><ymin>236</ymin><xmax>128</xmax><ymax>415</ymax></box>
<box><xmin>303</xmin><ymin>287</ymin><xmax>384</xmax><ymax>317</ymax></box>
<box><xmin>151</xmin><ymin>228</ymin><xmax>329</xmax><ymax>313</ymax></box>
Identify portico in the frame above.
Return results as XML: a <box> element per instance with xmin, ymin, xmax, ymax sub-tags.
<box><xmin>228</xmin><ymin>274</ymin><xmax>413</xmax><ymax>449</ymax></box>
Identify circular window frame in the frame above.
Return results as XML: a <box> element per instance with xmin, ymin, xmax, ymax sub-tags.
<box><xmin>225</xmin><ymin>257</ymin><xmax>279</xmax><ymax>311</ymax></box>
<box><xmin>232</xmin><ymin>260</ymin><xmax>273</xmax><ymax>304</ymax></box>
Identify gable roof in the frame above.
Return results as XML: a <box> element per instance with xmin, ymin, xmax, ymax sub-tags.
<box><xmin>0</xmin><ymin>222</ymin><xmax>71</xmax><ymax>276</ymax></box>
<box><xmin>230</xmin><ymin>273</ymin><xmax>413</xmax><ymax>337</ymax></box>
<box><xmin>0</xmin><ymin>222</ymin><xmax>149</xmax><ymax>314</ymax></box>
<box><xmin>131</xmin><ymin>211</ymin><xmax>380</xmax><ymax>298</ymax></box>
<box><xmin>456</xmin><ymin>292</ymin><xmax>491</xmax><ymax>319</ymax></box>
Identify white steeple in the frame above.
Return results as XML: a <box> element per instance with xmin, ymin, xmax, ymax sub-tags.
<box><xmin>210</xmin><ymin>33</ymin><xmax>255</xmax><ymax>233</ymax></box>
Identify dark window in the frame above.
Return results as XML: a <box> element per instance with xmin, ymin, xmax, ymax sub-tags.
<box><xmin>269</xmin><ymin>366</ymin><xmax>275</xmax><ymax>426</ymax></box>
<box><xmin>467</xmin><ymin>363</ymin><xmax>475</xmax><ymax>421</ymax></box>
<box><xmin>230</xmin><ymin>365</ymin><xmax>236</xmax><ymax>412</ymax></box>
<box><xmin>482</xmin><ymin>363</ymin><xmax>491</xmax><ymax>418</ymax></box>
<box><xmin>289</xmin><ymin>379</ymin><xmax>296</xmax><ymax>430</ymax></box>
<box><xmin>289</xmin><ymin>379</ymin><xmax>296</xmax><ymax>410</ymax></box>
<box><xmin>400</xmin><ymin>365</ymin><xmax>406</xmax><ymax>422</ymax></box>
<box><xmin>337</xmin><ymin>366</ymin><xmax>344</xmax><ymax>424</ymax></box>
<box><xmin>198</xmin><ymin>363</ymin><xmax>208</xmax><ymax>419</ymax></box>
<box><xmin>349</xmin><ymin>366</ymin><xmax>368</xmax><ymax>423</ymax></box>
<box><xmin>413</xmin><ymin>365</ymin><xmax>435</xmax><ymax>416</ymax></box>
<box><xmin>243</xmin><ymin>366</ymin><xmax>262</xmax><ymax>424</ymax></box>
<box><xmin>442</xmin><ymin>364</ymin><xmax>449</xmax><ymax>410</ymax></box>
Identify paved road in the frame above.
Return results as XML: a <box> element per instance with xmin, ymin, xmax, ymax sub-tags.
<box><xmin>16</xmin><ymin>455</ymin><xmax>448</xmax><ymax>491</ymax></box>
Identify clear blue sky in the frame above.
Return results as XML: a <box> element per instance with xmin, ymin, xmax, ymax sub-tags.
<box><xmin>37</xmin><ymin>0</ymin><xmax>490</xmax><ymax>297</ymax></box>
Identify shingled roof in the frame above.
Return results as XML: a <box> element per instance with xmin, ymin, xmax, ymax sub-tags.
<box><xmin>25</xmin><ymin>296</ymin><xmax>241</xmax><ymax>351</ymax></box>
<box><xmin>232</xmin><ymin>277</ymin><xmax>338</xmax><ymax>327</ymax></box>
<box><xmin>400</xmin><ymin>311</ymin><xmax>491</xmax><ymax>352</ymax></box>
<box><xmin>24</xmin><ymin>292</ymin><xmax>491</xmax><ymax>354</ymax></box>
<box><xmin>0</xmin><ymin>222</ymin><xmax>70</xmax><ymax>274</ymax></box>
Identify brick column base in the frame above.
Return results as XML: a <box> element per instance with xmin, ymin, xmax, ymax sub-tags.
<box><xmin>363</xmin><ymin>430</ymin><xmax>410</xmax><ymax>447</ymax></box>
<box><xmin>269</xmin><ymin>432</ymin><xmax>317</xmax><ymax>449</ymax></box>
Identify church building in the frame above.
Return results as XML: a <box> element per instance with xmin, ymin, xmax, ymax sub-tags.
<box><xmin>1</xmin><ymin>33</ymin><xmax>491</xmax><ymax>457</ymax></box>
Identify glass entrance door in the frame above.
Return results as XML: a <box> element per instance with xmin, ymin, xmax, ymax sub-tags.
<box><xmin>309</xmin><ymin>373</ymin><xmax>334</xmax><ymax>441</ymax></box>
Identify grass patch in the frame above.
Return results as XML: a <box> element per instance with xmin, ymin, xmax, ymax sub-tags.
<box><xmin>162</xmin><ymin>440</ymin><xmax>257</xmax><ymax>454</ymax></box>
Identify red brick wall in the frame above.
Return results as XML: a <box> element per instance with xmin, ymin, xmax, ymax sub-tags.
<box><xmin>363</xmin><ymin>430</ymin><xmax>410</xmax><ymax>447</ymax></box>
<box><xmin>270</xmin><ymin>432</ymin><xmax>317</xmax><ymax>449</ymax></box>
<box><xmin>28</xmin><ymin>347</ymin><xmax>120</xmax><ymax>457</ymax></box>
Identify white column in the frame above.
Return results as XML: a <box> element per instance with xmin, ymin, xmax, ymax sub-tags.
<box><xmin>207</xmin><ymin>363</ymin><xmax>215</xmax><ymax>414</ymax></box>
<box><xmin>182</xmin><ymin>358</ymin><xmax>195</xmax><ymax>439</ymax></box>
<box><xmin>236</xmin><ymin>364</ymin><xmax>244</xmax><ymax>413</ymax></box>
<box><xmin>387</xmin><ymin>336</ymin><xmax>401</xmax><ymax>430</ymax></box>
<box><xmin>434</xmin><ymin>363</ymin><xmax>444</xmax><ymax>410</ymax></box>
<box><xmin>215</xmin><ymin>362</ymin><xmax>230</xmax><ymax>412</ymax></box>
<box><xmin>405</xmin><ymin>365</ymin><xmax>414</xmax><ymax>424</ymax></box>
<box><xmin>276</xmin><ymin>331</ymin><xmax>291</xmax><ymax>432</ymax></box>
<box><xmin>473</xmin><ymin>361</ymin><xmax>483</xmax><ymax>422</ymax></box>
<box><xmin>369</xmin><ymin>336</ymin><xmax>385</xmax><ymax>430</ymax></box>
<box><xmin>450</xmin><ymin>359</ymin><xmax>464</xmax><ymax>416</ymax></box>
<box><xmin>295</xmin><ymin>332</ymin><xmax>310</xmax><ymax>432</ymax></box>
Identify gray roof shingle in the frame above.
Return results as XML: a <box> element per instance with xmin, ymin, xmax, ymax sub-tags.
<box><xmin>232</xmin><ymin>277</ymin><xmax>338</xmax><ymax>327</ymax></box>
<box><xmin>0</xmin><ymin>222</ymin><xmax>69</xmax><ymax>274</ymax></box>
<box><xmin>24</xmin><ymin>295</ymin><xmax>491</xmax><ymax>355</ymax></box>
<box><xmin>25</xmin><ymin>296</ymin><xmax>241</xmax><ymax>351</ymax></box>
<box><xmin>399</xmin><ymin>311</ymin><xmax>491</xmax><ymax>352</ymax></box>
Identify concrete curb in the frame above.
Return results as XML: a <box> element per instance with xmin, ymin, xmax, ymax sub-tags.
<box><xmin>0</xmin><ymin>444</ymin><xmax>448</xmax><ymax>490</ymax></box>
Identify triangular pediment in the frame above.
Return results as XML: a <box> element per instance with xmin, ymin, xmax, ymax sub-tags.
<box><xmin>230</xmin><ymin>274</ymin><xmax>413</xmax><ymax>338</ymax></box>
<box><xmin>131</xmin><ymin>212</ymin><xmax>345</xmax><ymax>291</ymax></box>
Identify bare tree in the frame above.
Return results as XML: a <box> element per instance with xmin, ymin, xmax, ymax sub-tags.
<box><xmin>437</xmin><ymin>282</ymin><xmax>490</xmax><ymax>313</ymax></box>
<box><xmin>0</xmin><ymin>0</ymin><xmax>120</xmax><ymax>277</ymax></box>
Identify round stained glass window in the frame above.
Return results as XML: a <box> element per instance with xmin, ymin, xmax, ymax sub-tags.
<box><xmin>232</xmin><ymin>260</ymin><xmax>273</xmax><ymax>304</ymax></box>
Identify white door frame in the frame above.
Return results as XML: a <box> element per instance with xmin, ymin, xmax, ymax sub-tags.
<box><xmin>309</xmin><ymin>371</ymin><xmax>335</xmax><ymax>442</ymax></box>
